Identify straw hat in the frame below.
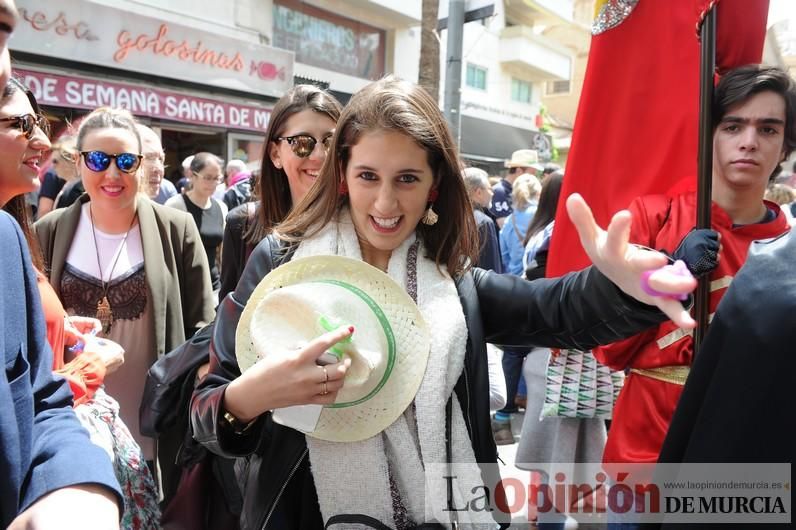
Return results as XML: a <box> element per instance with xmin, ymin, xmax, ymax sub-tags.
<box><xmin>505</xmin><ymin>148</ymin><xmax>543</xmax><ymax>170</ymax></box>
<box><xmin>236</xmin><ymin>255</ymin><xmax>431</xmax><ymax>442</ymax></box>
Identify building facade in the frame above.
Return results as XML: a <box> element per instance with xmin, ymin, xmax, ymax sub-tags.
<box><xmin>436</xmin><ymin>0</ymin><xmax>576</xmax><ymax>174</ymax></box>
<box><xmin>12</xmin><ymin>0</ymin><xmax>428</xmax><ymax>174</ymax></box>
<box><xmin>12</xmin><ymin>0</ymin><xmax>294</xmax><ymax>174</ymax></box>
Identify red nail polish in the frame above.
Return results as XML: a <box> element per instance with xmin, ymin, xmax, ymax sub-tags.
<box><xmin>348</xmin><ymin>326</ymin><xmax>355</xmax><ymax>334</ymax></box>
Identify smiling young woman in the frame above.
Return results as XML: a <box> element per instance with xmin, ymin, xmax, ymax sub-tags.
<box><xmin>218</xmin><ymin>85</ymin><xmax>342</xmax><ymax>301</ymax></box>
<box><xmin>34</xmin><ymin>106</ymin><xmax>216</xmax><ymax>505</ymax></box>
<box><xmin>192</xmin><ymin>76</ymin><xmax>699</xmax><ymax>529</ymax></box>
<box><xmin>0</xmin><ymin>82</ymin><xmax>161</xmax><ymax>527</ymax></box>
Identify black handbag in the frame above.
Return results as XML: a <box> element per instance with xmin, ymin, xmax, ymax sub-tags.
<box><xmin>139</xmin><ymin>323</ymin><xmax>213</xmax><ymax>438</ymax></box>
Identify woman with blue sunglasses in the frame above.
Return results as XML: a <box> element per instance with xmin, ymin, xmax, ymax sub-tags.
<box><xmin>34</xmin><ymin>106</ymin><xmax>217</xmax><ymax>506</ymax></box>
<box><xmin>0</xmin><ymin>79</ymin><xmax>161</xmax><ymax>527</ymax></box>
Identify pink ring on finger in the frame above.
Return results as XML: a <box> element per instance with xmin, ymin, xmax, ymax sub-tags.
<box><xmin>639</xmin><ymin>260</ymin><xmax>691</xmax><ymax>301</ymax></box>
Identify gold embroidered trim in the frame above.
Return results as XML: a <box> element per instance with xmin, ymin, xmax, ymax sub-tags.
<box><xmin>630</xmin><ymin>365</ymin><xmax>690</xmax><ymax>386</ymax></box>
<box><xmin>656</xmin><ymin>312</ymin><xmax>715</xmax><ymax>349</ymax></box>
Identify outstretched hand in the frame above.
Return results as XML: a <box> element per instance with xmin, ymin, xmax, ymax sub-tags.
<box><xmin>566</xmin><ymin>194</ymin><xmax>697</xmax><ymax>329</ymax></box>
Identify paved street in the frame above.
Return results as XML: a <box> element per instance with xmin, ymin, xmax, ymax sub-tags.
<box><xmin>495</xmin><ymin>410</ymin><xmax>606</xmax><ymax>529</ymax></box>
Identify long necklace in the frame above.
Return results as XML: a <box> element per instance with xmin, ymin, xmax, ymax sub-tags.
<box><xmin>89</xmin><ymin>206</ymin><xmax>137</xmax><ymax>334</ymax></box>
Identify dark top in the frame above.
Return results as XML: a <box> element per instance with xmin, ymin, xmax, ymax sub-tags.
<box><xmin>223</xmin><ymin>177</ymin><xmax>253</xmax><ymax>211</ymax></box>
<box><xmin>182</xmin><ymin>195</ymin><xmax>224</xmax><ymax>289</ymax></box>
<box><xmin>175</xmin><ymin>177</ymin><xmax>190</xmax><ymax>194</ymax></box>
<box><xmin>219</xmin><ymin>201</ymin><xmax>257</xmax><ymax>302</ymax></box>
<box><xmin>0</xmin><ymin>212</ymin><xmax>122</xmax><ymax>527</ymax></box>
<box><xmin>659</xmin><ymin>230</ymin><xmax>794</xmax><ymax>466</ymax></box>
<box><xmin>39</xmin><ymin>169</ymin><xmax>65</xmax><ymax>200</ymax></box>
<box><xmin>56</xmin><ymin>180</ymin><xmax>84</xmax><ymax>209</ymax></box>
<box><xmin>488</xmin><ymin>178</ymin><xmax>513</xmax><ymax>221</ymax></box>
<box><xmin>192</xmin><ymin>234</ymin><xmax>671</xmax><ymax>530</ymax></box>
<box><xmin>474</xmin><ymin>208</ymin><xmax>503</xmax><ymax>273</ymax></box>
<box><xmin>656</xmin><ymin>231</ymin><xmax>794</xmax><ymax>530</ymax></box>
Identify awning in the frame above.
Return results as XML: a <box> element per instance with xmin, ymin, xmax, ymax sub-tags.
<box><xmin>459</xmin><ymin>115</ymin><xmax>552</xmax><ymax>163</ymax></box>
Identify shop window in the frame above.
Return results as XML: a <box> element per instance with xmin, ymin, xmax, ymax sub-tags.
<box><xmin>273</xmin><ymin>0</ymin><xmax>386</xmax><ymax>80</ymax></box>
<box><xmin>511</xmin><ymin>78</ymin><xmax>532</xmax><ymax>103</ymax></box>
<box><xmin>228</xmin><ymin>133</ymin><xmax>265</xmax><ymax>171</ymax></box>
<box><xmin>466</xmin><ymin>64</ymin><xmax>487</xmax><ymax>90</ymax></box>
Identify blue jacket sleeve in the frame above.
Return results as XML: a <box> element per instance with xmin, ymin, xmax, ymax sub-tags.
<box><xmin>498</xmin><ymin>216</ymin><xmax>513</xmax><ymax>273</ymax></box>
<box><xmin>0</xmin><ymin>212</ymin><xmax>121</xmax><ymax>523</ymax></box>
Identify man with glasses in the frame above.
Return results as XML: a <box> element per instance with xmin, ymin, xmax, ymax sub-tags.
<box><xmin>136</xmin><ymin>124</ymin><xmax>177</xmax><ymax>204</ymax></box>
<box><xmin>0</xmin><ymin>0</ymin><xmax>122</xmax><ymax>528</ymax></box>
<box><xmin>463</xmin><ymin>167</ymin><xmax>502</xmax><ymax>273</ymax></box>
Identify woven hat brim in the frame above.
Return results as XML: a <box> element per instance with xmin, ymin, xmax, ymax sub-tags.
<box><xmin>236</xmin><ymin>255</ymin><xmax>431</xmax><ymax>442</ymax></box>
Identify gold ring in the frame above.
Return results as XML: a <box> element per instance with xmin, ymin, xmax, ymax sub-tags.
<box><xmin>321</xmin><ymin>381</ymin><xmax>328</xmax><ymax>395</ymax></box>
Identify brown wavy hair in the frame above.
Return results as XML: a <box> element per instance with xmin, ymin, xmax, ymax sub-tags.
<box><xmin>276</xmin><ymin>76</ymin><xmax>479</xmax><ymax>277</ymax></box>
<box><xmin>245</xmin><ymin>85</ymin><xmax>343</xmax><ymax>245</ymax></box>
<box><xmin>2</xmin><ymin>78</ymin><xmax>45</xmax><ymax>271</ymax></box>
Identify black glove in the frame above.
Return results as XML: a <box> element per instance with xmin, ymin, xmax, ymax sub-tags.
<box><xmin>670</xmin><ymin>228</ymin><xmax>720</xmax><ymax>277</ymax></box>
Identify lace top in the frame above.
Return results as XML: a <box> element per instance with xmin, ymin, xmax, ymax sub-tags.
<box><xmin>61</xmin><ymin>263</ymin><xmax>147</xmax><ymax>324</ymax></box>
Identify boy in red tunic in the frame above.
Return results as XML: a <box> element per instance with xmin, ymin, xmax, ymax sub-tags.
<box><xmin>595</xmin><ymin>65</ymin><xmax>796</xmax><ymax>467</ymax></box>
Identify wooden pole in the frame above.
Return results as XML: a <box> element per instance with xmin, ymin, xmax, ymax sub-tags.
<box><xmin>693</xmin><ymin>8</ymin><xmax>717</xmax><ymax>353</ymax></box>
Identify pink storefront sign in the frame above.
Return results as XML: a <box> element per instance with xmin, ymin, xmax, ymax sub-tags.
<box><xmin>15</xmin><ymin>68</ymin><xmax>272</xmax><ymax>133</ymax></box>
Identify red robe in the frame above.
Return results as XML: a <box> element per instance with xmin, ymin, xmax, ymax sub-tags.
<box><xmin>547</xmin><ymin>0</ymin><xmax>771</xmax><ymax>278</ymax></box>
<box><xmin>593</xmin><ymin>192</ymin><xmax>789</xmax><ymax>464</ymax></box>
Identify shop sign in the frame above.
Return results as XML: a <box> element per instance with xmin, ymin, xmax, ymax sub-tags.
<box><xmin>16</xmin><ymin>68</ymin><xmax>272</xmax><ymax>133</ymax></box>
<box><xmin>273</xmin><ymin>0</ymin><xmax>385</xmax><ymax>80</ymax></box>
<box><xmin>13</xmin><ymin>0</ymin><xmax>293</xmax><ymax>97</ymax></box>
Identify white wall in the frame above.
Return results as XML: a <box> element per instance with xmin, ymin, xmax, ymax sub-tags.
<box><xmin>87</xmin><ymin>0</ymin><xmax>269</xmax><ymax>44</ymax></box>
<box><xmin>440</xmin><ymin>1</ymin><xmax>541</xmax><ymax>131</ymax></box>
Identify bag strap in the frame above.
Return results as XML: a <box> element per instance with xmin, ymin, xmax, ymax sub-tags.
<box><xmin>324</xmin><ymin>397</ymin><xmax>455</xmax><ymax>529</ymax></box>
<box><xmin>325</xmin><ymin>514</ymin><xmax>393</xmax><ymax>530</ymax></box>
<box><xmin>510</xmin><ymin>215</ymin><xmax>523</xmax><ymax>244</ymax></box>
<box><xmin>242</xmin><ymin>202</ymin><xmax>257</xmax><ymax>263</ymax></box>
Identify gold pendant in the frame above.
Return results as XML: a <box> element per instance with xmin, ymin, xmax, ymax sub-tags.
<box><xmin>96</xmin><ymin>296</ymin><xmax>113</xmax><ymax>333</ymax></box>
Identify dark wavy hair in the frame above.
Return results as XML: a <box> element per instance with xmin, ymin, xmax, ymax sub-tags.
<box><xmin>523</xmin><ymin>171</ymin><xmax>564</xmax><ymax>246</ymax></box>
<box><xmin>245</xmin><ymin>85</ymin><xmax>343</xmax><ymax>245</ymax></box>
<box><xmin>276</xmin><ymin>76</ymin><xmax>479</xmax><ymax>277</ymax></box>
<box><xmin>713</xmin><ymin>65</ymin><xmax>796</xmax><ymax>180</ymax></box>
<box><xmin>1</xmin><ymin>77</ymin><xmax>46</xmax><ymax>271</ymax></box>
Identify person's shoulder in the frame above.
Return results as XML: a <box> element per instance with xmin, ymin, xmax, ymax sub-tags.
<box><xmin>150</xmin><ymin>198</ymin><xmax>190</xmax><ymax>222</ymax></box>
<box><xmin>227</xmin><ymin>200</ymin><xmax>256</xmax><ymax>223</ymax></box>
<box><xmin>0</xmin><ymin>209</ymin><xmax>21</xmax><ymax>237</ymax></box>
<box><xmin>160</xmin><ymin>179</ymin><xmax>178</xmax><ymax>193</ymax></box>
<box><xmin>163</xmin><ymin>194</ymin><xmax>185</xmax><ymax>209</ymax></box>
<box><xmin>473</xmin><ymin>208</ymin><xmax>493</xmax><ymax>226</ymax></box>
<box><xmin>211</xmin><ymin>197</ymin><xmax>228</xmax><ymax>214</ymax></box>
<box><xmin>34</xmin><ymin>198</ymin><xmax>76</xmax><ymax>229</ymax></box>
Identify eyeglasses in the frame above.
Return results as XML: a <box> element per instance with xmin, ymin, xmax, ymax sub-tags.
<box><xmin>192</xmin><ymin>171</ymin><xmax>223</xmax><ymax>183</ymax></box>
<box><xmin>0</xmin><ymin>113</ymin><xmax>50</xmax><ymax>139</ymax></box>
<box><xmin>142</xmin><ymin>152</ymin><xmax>165</xmax><ymax>165</ymax></box>
<box><xmin>81</xmin><ymin>151</ymin><xmax>143</xmax><ymax>174</ymax></box>
<box><xmin>276</xmin><ymin>134</ymin><xmax>332</xmax><ymax>158</ymax></box>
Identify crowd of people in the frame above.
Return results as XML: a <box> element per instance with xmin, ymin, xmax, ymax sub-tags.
<box><xmin>1</xmin><ymin>0</ymin><xmax>794</xmax><ymax>527</ymax></box>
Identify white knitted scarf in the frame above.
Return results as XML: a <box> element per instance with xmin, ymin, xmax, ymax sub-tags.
<box><xmin>293</xmin><ymin>209</ymin><xmax>496</xmax><ymax>528</ymax></box>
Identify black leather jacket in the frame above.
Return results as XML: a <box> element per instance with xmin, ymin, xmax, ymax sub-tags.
<box><xmin>191</xmin><ymin>235</ymin><xmax>670</xmax><ymax>530</ymax></box>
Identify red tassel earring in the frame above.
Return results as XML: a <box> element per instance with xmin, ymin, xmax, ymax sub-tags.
<box><xmin>338</xmin><ymin>180</ymin><xmax>348</xmax><ymax>196</ymax></box>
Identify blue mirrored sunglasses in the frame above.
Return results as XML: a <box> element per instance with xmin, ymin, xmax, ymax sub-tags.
<box><xmin>80</xmin><ymin>151</ymin><xmax>143</xmax><ymax>174</ymax></box>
